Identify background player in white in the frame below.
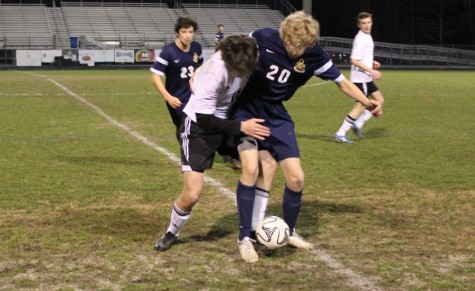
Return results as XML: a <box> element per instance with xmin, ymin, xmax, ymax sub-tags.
<box><xmin>150</xmin><ymin>16</ymin><xmax>203</xmax><ymax>142</ymax></box>
<box><xmin>233</xmin><ymin>11</ymin><xmax>382</xmax><ymax>263</ymax></box>
<box><xmin>334</xmin><ymin>12</ymin><xmax>385</xmax><ymax>143</ymax></box>
<box><xmin>154</xmin><ymin>35</ymin><xmax>270</xmax><ymax>252</ymax></box>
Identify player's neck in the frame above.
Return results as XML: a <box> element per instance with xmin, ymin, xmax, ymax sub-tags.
<box><xmin>175</xmin><ymin>39</ymin><xmax>190</xmax><ymax>52</ymax></box>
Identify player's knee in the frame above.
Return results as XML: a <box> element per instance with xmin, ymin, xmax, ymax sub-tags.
<box><xmin>241</xmin><ymin>164</ymin><xmax>259</xmax><ymax>184</ymax></box>
<box><xmin>179</xmin><ymin>189</ymin><xmax>201</xmax><ymax>211</ymax></box>
<box><xmin>238</xmin><ymin>136</ymin><xmax>260</xmax><ymax>182</ymax></box>
<box><xmin>286</xmin><ymin>172</ymin><xmax>305</xmax><ymax>191</ymax></box>
<box><xmin>261</xmin><ymin>155</ymin><xmax>278</xmax><ymax>172</ymax></box>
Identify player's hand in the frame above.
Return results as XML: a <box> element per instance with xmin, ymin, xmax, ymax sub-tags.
<box><xmin>167</xmin><ymin>96</ymin><xmax>182</xmax><ymax>109</ymax></box>
<box><xmin>372</xmin><ymin>70</ymin><xmax>382</xmax><ymax>80</ymax></box>
<box><xmin>240</xmin><ymin>118</ymin><xmax>271</xmax><ymax>140</ymax></box>
<box><xmin>366</xmin><ymin>99</ymin><xmax>383</xmax><ymax>117</ymax></box>
<box><xmin>373</xmin><ymin>61</ymin><xmax>381</xmax><ymax>69</ymax></box>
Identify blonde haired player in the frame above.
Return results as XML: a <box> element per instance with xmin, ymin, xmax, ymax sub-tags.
<box><xmin>233</xmin><ymin>11</ymin><xmax>382</xmax><ymax>263</ymax></box>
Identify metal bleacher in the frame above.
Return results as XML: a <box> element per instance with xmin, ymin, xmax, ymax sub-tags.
<box><xmin>61</xmin><ymin>2</ymin><xmax>175</xmax><ymax>49</ymax></box>
<box><xmin>0</xmin><ymin>4</ymin><xmax>54</xmax><ymax>49</ymax></box>
<box><xmin>1</xmin><ymin>2</ymin><xmax>474</xmax><ymax>67</ymax></box>
<box><xmin>180</xmin><ymin>4</ymin><xmax>283</xmax><ymax>47</ymax></box>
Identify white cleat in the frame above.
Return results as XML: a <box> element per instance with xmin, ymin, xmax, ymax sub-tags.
<box><xmin>287</xmin><ymin>233</ymin><xmax>314</xmax><ymax>250</ymax></box>
<box><xmin>237</xmin><ymin>237</ymin><xmax>259</xmax><ymax>263</ymax></box>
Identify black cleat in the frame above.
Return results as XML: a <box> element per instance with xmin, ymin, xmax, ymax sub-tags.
<box><xmin>154</xmin><ymin>231</ymin><xmax>178</xmax><ymax>252</ymax></box>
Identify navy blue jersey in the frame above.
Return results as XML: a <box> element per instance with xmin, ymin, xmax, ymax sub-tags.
<box><xmin>240</xmin><ymin>28</ymin><xmax>343</xmax><ymax>103</ymax></box>
<box><xmin>215</xmin><ymin>31</ymin><xmax>224</xmax><ymax>41</ymax></box>
<box><xmin>234</xmin><ymin>28</ymin><xmax>345</xmax><ymax>161</ymax></box>
<box><xmin>150</xmin><ymin>41</ymin><xmax>203</xmax><ymax>105</ymax></box>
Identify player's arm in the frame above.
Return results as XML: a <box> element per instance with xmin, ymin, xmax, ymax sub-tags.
<box><xmin>351</xmin><ymin>58</ymin><xmax>381</xmax><ymax>80</ymax></box>
<box><xmin>196</xmin><ymin>114</ymin><xmax>270</xmax><ymax>140</ymax></box>
<box><xmin>336</xmin><ymin>78</ymin><xmax>382</xmax><ymax>117</ymax></box>
<box><xmin>151</xmin><ymin>73</ymin><xmax>182</xmax><ymax>109</ymax></box>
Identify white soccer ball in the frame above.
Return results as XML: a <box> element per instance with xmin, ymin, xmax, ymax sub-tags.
<box><xmin>256</xmin><ymin>216</ymin><xmax>290</xmax><ymax>250</ymax></box>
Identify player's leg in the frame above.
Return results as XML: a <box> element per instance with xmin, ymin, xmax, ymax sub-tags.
<box><xmin>155</xmin><ymin>171</ymin><xmax>204</xmax><ymax>251</ymax></box>
<box><xmin>335</xmin><ymin>82</ymin><xmax>368</xmax><ymax>143</ymax></box>
<box><xmin>354</xmin><ymin>84</ymin><xmax>384</xmax><ymax>136</ymax></box>
<box><xmin>236</xmin><ymin>137</ymin><xmax>260</xmax><ymax>262</ymax></box>
<box><xmin>335</xmin><ymin>101</ymin><xmax>365</xmax><ymax>143</ymax></box>
<box><xmin>279</xmin><ymin>158</ymin><xmax>314</xmax><ymax>250</ymax></box>
<box><xmin>156</xmin><ymin>116</ymin><xmax>215</xmax><ymax>251</ymax></box>
<box><xmin>251</xmin><ymin>150</ymin><xmax>278</xmax><ymax>234</ymax></box>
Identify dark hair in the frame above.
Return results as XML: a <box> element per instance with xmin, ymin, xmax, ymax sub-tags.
<box><xmin>175</xmin><ymin>16</ymin><xmax>198</xmax><ymax>33</ymax></box>
<box><xmin>220</xmin><ymin>35</ymin><xmax>258</xmax><ymax>77</ymax></box>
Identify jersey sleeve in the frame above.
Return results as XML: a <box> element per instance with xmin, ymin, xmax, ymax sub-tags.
<box><xmin>311</xmin><ymin>46</ymin><xmax>345</xmax><ymax>82</ymax></box>
<box><xmin>150</xmin><ymin>47</ymin><xmax>170</xmax><ymax>76</ymax></box>
<box><xmin>350</xmin><ymin>33</ymin><xmax>364</xmax><ymax>60</ymax></box>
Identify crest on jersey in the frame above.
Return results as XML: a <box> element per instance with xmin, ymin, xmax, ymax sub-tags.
<box><xmin>294</xmin><ymin>59</ymin><xmax>306</xmax><ymax>73</ymax></box>
<box><xmin>193</xmin><ymin>53</ymin><xmax>199</xmax><ymax>63</ymax></box>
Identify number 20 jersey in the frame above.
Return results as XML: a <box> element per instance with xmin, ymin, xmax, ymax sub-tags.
<box><xmin>238</xmin><ymin>28</ymin><xmax>344</xmax><ymax>104</ymax></box>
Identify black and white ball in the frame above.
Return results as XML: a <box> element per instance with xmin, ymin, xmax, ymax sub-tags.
<box><xmin>256</xmin><ymin>216</ymin><xmax>290</xmax><ymax>250</ymax></box>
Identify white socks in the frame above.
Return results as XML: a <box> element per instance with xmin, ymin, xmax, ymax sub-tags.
<box><xmin>355</xmin><ymin>109</ymin><xmax>372</xmax><ymax>128</ymax></box>
<box><xmin>166</xmin><ymin>202</ymin><xmax>190</xmax><ymax>236</ymax></box>
<box><xmin>251</xmin><ymin>189</ymin><xmax>269</xmax><ymax>230</ymax></box>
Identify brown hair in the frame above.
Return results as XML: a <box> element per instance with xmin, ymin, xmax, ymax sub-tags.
<box><xmin>220</xmin><ymin>35</ymin><xmax>258</xmax><ymax>77</ymax></box>
<box><xmin>357</xmin><ymin>12</ymin><xmax>372</xmax><ymax>24</ymax></box>
<box><xmin>175</xmin><ymin>16</ymin><xmax>198</xmax><ymax>33</ymax></box>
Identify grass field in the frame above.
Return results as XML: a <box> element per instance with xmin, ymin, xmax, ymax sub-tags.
<box><xmin>0</xmin><ymin>69</ymin><xmax>474</xmax><ymax>290</ymax></box>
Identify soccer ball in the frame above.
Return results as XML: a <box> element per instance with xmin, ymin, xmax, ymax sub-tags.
<box><xmin>255</xmin><ymin>216</ymin><xmax>290</xmax><ymax>250</ymax></box>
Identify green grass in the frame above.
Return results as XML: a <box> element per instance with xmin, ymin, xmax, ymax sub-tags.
<box><xmin>0</xmin><ymin>69</ymin><xmax>474</xmax><ymax>290</ymax></box>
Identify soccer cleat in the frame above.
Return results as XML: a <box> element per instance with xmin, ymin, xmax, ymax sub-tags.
<box><xmin>334</xmin><ymin>134</ymin><xmax>354</xmax><ymax>144</ymax></box>
<box><xmin>228</xmin><ymin>158</ymin><xmax>242</xmax><ymax>169</ymax></box>
<box><xmin>287</xmin><ymin>233</ymin><xmax>314</xmax><ymax>250</ymax></box>
<box><xmin>237</xmin><ymin>237</ymin><xmax>259</xmax><ymax>263</ymax></box>
<box><xmin>154</xmin><ymin>231</ymin><xmax>178</xmax><ymax>252</ymax></box>
<box><xmin>221</xmin><ymin>155</ymin><xmax>242</xmax><ymax>169</ymax></box>
<box><xmin>352</xmin><ymin>125</ymin><xmax>364</xmax><ymax>139</ymax></box>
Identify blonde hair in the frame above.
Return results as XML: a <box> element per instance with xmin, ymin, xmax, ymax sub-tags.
<box><xmin>279</xmin><ymin>11</ymin><xmax>320</xmax><ymax>59</ymax></box>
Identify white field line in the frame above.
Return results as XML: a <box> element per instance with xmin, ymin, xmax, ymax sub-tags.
<box><xmin>302</xmin><ymin>80</ymin><xmax>330</xmax><ymax>87</ymax></box>
<box><xmin>0</xmin><ymin>92</ymin><xmax>156</xmax><ymax>96</ymax></box>
<box><xmin>43</xmin><ymin>75</ymin><xmax>380</xmax><ymax>291</ymax></box>
<box><xmin>44</xmin><ymin>76</ymin><xmax>236</xmax><ymax>202</ymax></box>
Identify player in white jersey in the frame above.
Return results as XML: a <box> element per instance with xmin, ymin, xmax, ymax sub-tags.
<box><xmin>334</xmin><ymin>12</ymin><xmax>385</xmax><ymax>143</ymax></box>
<box><xmin>154</xmin><ymin>35</ymin><xmax>270</xmax><ymax>252</ymax></box>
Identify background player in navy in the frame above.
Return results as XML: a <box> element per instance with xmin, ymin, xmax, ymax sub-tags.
<box><xmin>233</xmin><ymin>11</ymin><xmax>382</xmax><ymax>263</ymax></box>
<box><xmin>214</xmin><ymin>24</ymin><xmax>224</xmax><ymax>51</ymax></box>
<box><xmin>151</xmin><ymin>16</ymin><xmax>203</xmax><ymax>142</ymax></box>
<box><xmin>154</xmin><ymin>35</ymin><xmax>270</xmax><ymax>252</ymax></box>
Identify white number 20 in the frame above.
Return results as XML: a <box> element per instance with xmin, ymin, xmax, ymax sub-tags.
<box><xmin>266</xmin><ymin>65</ymin><xmax>290</xmax><ymax>83</ymax></box>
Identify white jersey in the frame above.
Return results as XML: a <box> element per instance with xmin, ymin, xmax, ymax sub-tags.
<box><xmin>183</xmin><ymin>51</ymin><xmax>247</xmax><ymax>122</ymax></box>
<box><xmin>350</xmin><ymin>30</ymin><xmax>374</xmax><ymax>83</ymax></box>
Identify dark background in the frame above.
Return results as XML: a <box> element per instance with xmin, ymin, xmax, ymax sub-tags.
<box><xmin>288</xmin><ymin>0</ymin><xmax>475</xmax><ymax>48</ymax></box>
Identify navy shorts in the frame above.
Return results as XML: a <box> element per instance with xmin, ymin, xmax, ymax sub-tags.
<box><xmin>234</xmin><ymin>98</ymin><xmax>299</xmax><ymax>161</ymax></box>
